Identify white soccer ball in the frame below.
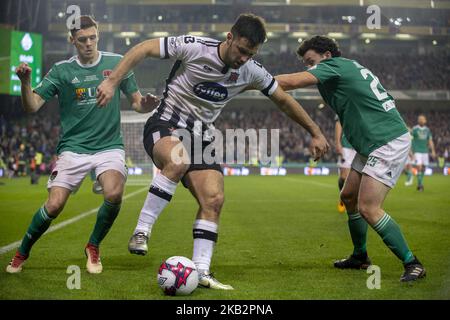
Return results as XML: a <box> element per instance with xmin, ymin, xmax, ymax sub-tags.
<box><xmin>157</xmin><ymin>256</ymin><xmax>199</xmax><ymax>296</ymax></box>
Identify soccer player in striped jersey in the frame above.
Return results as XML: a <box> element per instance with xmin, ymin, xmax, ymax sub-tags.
<box><xmin>276</xmin><ymin>36</ymin><xmax>425</xmax><ymax>282</ymax></box>
<box><xmin>7</xmin><ymin>16</ymin><xmax>157</xmax><ymax>274</ymax></box>
<box><xmin>97</xmin><ymin>14</ymin><xmax>329</xmax><ymax>290</ymax></box>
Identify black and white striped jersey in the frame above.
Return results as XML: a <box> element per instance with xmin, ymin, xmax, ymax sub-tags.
<box><xmin>155</xmin><ymin>35</ymin><xmax>278</xmax><ymax>131</ymax></box>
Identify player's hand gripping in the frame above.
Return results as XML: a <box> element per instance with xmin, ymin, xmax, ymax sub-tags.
<box><xmin>141</xmin><ymin>93</ymin><xmax>160</xmax><ymax>112</ymax></box>
<box><xmin>310</xmin><ymin>134</ymin><xmax>330</xmax><ymax>161</ymax></box>
<box><xmin>16</xmin><ymin>63</ymin><xmax>32</xmax><ymax>85</ymax></box>
<box><xmin>96</xmin><ymin>78</ymin><xmax>117</xmax><ymax>107</ymax></box>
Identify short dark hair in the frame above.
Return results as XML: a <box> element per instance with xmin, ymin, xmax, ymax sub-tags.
<box><xmin>70</xmin><ymin>15</ymin><xmax>98</xmax><ymax>37</ymax></box>
<box><xmin>297</xmin><ymin>35</ymin><xmax>341</xmax><ymax>58</ymax></box>
<box><xmin>230</xmin><ymin>14</ymin><xmax>267</xmax><ymax>47</ymax></box>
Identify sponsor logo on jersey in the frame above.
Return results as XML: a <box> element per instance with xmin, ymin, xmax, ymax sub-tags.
<box><xmin>75</xmin><ymin>87</ymin><xmax>97</xmax><ymax>101</ymax></box>
<box><xmin>84</xmin><ymin>75</ymin><xmax>99</xmax><ymax>82</ymax></box>
<box><xmin>103</xmin><ymin>70</ymin><xmax>113</xmax><ymax>79</ymax></box>
<box><xmin>203</xmin><ymin>65</ymin><xmax>213</xmax><ymax>72</ymax></box>
<box><xmin>193</xmin><ymin>82</ymin><xmax>228</xmax><ymax>102</ymax></box>
<box><xmin>226</xmin><ymin>72</ymin><xmax>240</xmax><ymax>83</ymax></box>
<box><xmin>71</xmin><ymin>76</ymin><xmax>80</xmax><ymax>84</ymax></box>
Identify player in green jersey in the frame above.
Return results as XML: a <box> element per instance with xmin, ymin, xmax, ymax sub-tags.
<box><xmin>411</xmin><ymin>115</ymin><xmax>436</xmax><ymax>192</ymax></box>
<box><xmin>275</xmin><ymin>36</ymin><xmax>425</xmax><ymax>282</ymax></box>
<box><xmin>7</xmin><ymin>16</ymin><xmax>158</xmax><ymax>274</ymax></box>
<box><xmin>404</xmin><ymin>127</ymin><xmax>415</xmax><ymax>187</ymax></box>
<box><xmin>335</xmin><ymin>116</ymin><xmax>356</xmax><ymax>213</ymax></box>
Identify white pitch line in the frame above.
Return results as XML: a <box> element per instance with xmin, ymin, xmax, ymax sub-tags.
<box><xmin>0</xmin><ymin>187</ymin><xmax>147</xmax><ymax>255</ymax></box>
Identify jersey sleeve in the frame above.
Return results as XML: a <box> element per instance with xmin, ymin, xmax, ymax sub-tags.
<box><xmin>119</xmin><ymin>71</ymin><xmax>139</xmax><ymax>95</ymax></box>
<box><xmin>33</xmin><ymin>65</ymin><xmax>62</xmax><ymax>101</ymax></box>
<box><xmin>249</xmin><ymin>60</ymin><xmax>278</xmax><ymax>97</ymax></box>
<box><xmin>159</xmin><ymin>35</ymin><xmax>198</xmax><ymax>61</ymax></box>
<box><xmin>306</xmin><ymin>59</ymin><xmax>341</xmax><ymax>84</ymax></box>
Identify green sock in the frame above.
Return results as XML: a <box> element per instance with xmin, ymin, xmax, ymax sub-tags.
<box><xmin>372</xmin><ymin>213</ymin><xmax>414</xmax><ymax>264</ymax></box>
<box><xmin>347</xmin><ymin>212</ymin><xmax>368</xmax><ymax>256</ymax></box>
<box><xmin>417</xmin><ymin>171</ymin><xmax>424</xmax><ymax>186</ymax></box>
<box><xmin>406</xmin><ymin>170</ymin><xmax>413</xmax><ymax>181</ymax></box>
<box><xmin>88</xmin><ymin>200</ymin><xmax>121</xmax><ymax>247</ymax></box>
<box><xmin>18</xmin><ymin>206</ymin><xmax>54</xmax><ymax>256</ymax></box>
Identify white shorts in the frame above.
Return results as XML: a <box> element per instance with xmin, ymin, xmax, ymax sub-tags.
<box><xmin>338</xmin><ymin>147</ymin><xmax>357</xmax><ymax>169</ymax></box>
<box><xmin>351</xmin><ymin>133</ymin><xmax>410</xmax><ymax>188</ymax></box>
<box><xmin>414</xmin><ymin>153</ymin><xmax>429</xmax><ymax>166</ymax></box>
<box><xmin>47</xmin><ymin>149</ymin><xmax>127</xmax><ymax>193</ymax></box>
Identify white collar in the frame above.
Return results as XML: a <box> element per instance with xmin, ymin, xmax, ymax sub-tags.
<box><xmin>76</xmin><ymin>51</ymin><xmax>102</xmax><ymax>68</ymax></box>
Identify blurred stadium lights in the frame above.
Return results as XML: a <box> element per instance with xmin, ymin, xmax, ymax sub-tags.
<box><xmin>395</xmin><ymin>33</ymin><xmax>414</xmax><ymax>40</ymax></box>
<box><xmin>118</xmin><ymin>31</ymin><xmax>139</xmax><ymax>38</ymax></box>
<box><xmin>150</xmin><ymin>32</ymin><xmax>169</xmax><ymax>37</ymax></box>
<box><xmin>291</xmin><ymin>32</ymin><xmax>308</xmax><ymax>38</ymax></box>
<box><xmin>189</xmin><ymin>31</ymin><xmax>206</xmax><ymax>36</ymax></box>
<box><xmin>361</xmin><ymin>33</ymin><xmax>377</xmax><ymax>39</ymax></box>
<box><xmin>364</xmin><ymin>38</ymin><xmax>371</xmax><ymax>44</ymax></box>
<box><xmin>327</xmin><ymin>32</ymin><xmax>346</xmax><ymax>39</ymax></box>
<box><xmin>341</xmin><ymin>16</ymin><xmax>356</xmax><ymax>23</ymax></box>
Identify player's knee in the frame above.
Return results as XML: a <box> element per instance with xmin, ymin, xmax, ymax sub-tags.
<box><xmin>358</xmin><ymin>202</ymin><xmax>377</xmax><ymax>220</ymax></box>
<box><xmin>202</xmin><ymin>192</ymin><xmax>225</xmax><ymax>215</ymax></box>
<box><xmin>163</xmin><ymin>162</ymin><xmax>189</xmax><ymax>181</ymax></box>
<box><xmin>103</xmin><ymin>188</ymin><xmax>123</xmax><ymax>204</ymax></box>
<box><xmin>44</xmin><ymin>199</ymin><xmax>65</xmax><ymax>217</ymax></box>
<box><xmin>340</xmin><ymin>189</ymin><xmax>355</xmax><ymax>206</ymax></box>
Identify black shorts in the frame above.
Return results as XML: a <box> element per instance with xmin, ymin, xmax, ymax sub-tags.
<box><xmin>143</xmin><ymin>115</ymin><xmax>223</xmax><ymax>188</ymax></box>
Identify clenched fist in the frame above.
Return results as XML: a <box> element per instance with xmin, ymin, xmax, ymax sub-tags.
<box><xmin>16</xmin><ymin>63</ymin><xmax>32</xmax><ymax>84</ymax></box>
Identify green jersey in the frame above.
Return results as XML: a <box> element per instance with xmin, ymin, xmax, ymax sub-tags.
<box><xmin>411</xmin><ymin>125</ymin><xmax>432</xmax><ymax>153</ymax></box>
<box><xmin>335</xmin><ymin>115</ymin><xmax>353</xmax><ymax>149</ymax></box>
<box><xmin>308</xmin><ymin>57</ymin><xmax>408</xmax><ymax>157</ymax></box>
<box><xmin>34</xmin><ymin>51</ymin><xmax>138</xmax><ymax>155</ymax></box>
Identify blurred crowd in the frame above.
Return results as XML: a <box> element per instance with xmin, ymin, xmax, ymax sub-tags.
<box><xmin>257</xmin><ymin>51</ymin><xmax>450</xmax><ymax>91</ymax></box>
<box><xmin>141</xmin><ymin>51</ymin><xmax>450</xmax><ymax>92</ymax></box>
<box><xmin>0</xmin><ymin>115</ymin><xmax>59</xmax><ymax>180</ymax></box>
<box><xmin>1</xmin><ymin>107</ymin><xmax>449</xmax><ymax>178</ymax></box>
<box><xmin>215</xmin><ymin>107</ymin><xmax>450</xmax><ymax>164</ymax></box>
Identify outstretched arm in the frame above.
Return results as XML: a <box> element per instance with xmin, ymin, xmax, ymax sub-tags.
<box><xmin>269</xmin><ymin>86</ymin><xmax>329</xmax><ymax>160</ymax></box>
<box><xmin>275</xmin><ymin>71</ymin><xmax>319</xmax><ymax>91</ymax></box>
<box><xmin>16</xmin><ymin>63</ymin><xmax>45</xmax><ymax>113</ymax></box>
<box><xmin>97</xmin><ymin>39</ymin><xmax>161</xmax><ymax>107</ymax></box>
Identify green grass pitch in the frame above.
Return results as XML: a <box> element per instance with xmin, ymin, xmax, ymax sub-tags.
<box><xmin>0</xmin><ymin>174</ymin><xmax>449</xmax><ymax>300</ymax></box>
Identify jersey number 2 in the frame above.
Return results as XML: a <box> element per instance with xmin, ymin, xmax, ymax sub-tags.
<box><xmin>360</xmin><ymin>69</ymin><xmax>388</xmax><ymax>101</ymax></box>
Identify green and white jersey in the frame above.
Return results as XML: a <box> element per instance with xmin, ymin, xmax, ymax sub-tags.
<box><xmin>308</xmin><ymin>57</ymin><xmax>408</xmax><ymax>157</ymax></box>
<box><xmin>335</xmin><ymin>115</ymin><xmax>353</xmax><ymax>149</ymax></box>
<box><xmin>34</xmin><ymin>51</ymin><xmax>138</xmax><ymax>155</ymax></box>
<box><xmin>411</xmin><ymin>125</ymin><xmax>432</xmax><ymax>153</ymax></box>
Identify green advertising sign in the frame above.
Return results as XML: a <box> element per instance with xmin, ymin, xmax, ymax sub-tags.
<box><xmin>0</xmin><ymin>29</ymin><xmax>42</xmax><ymax>96</ymax></box>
